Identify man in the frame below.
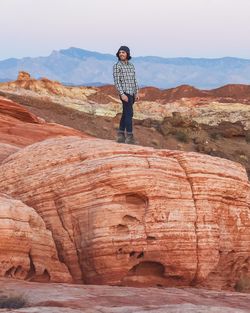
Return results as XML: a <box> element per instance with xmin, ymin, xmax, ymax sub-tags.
<box><xmin>113</xmin><ymin>45</ymin><xmax>139</xmax><ymax>144</ymax></box>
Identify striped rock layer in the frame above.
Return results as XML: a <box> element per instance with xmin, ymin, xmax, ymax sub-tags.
<box><xmin>0</xmin><ymin>136</ymin><xmax>249</xmax><ymax>290</ymax></box>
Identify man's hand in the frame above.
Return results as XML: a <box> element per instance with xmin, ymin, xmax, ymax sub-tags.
<box><xmin>135</xmin><ymin>94</ymin><xmax>140</xmax><ymax>101</ymax></box>
<box><xmin>121</xmin><ymin>94</ymin><xmax>128</xmax><ymax>102</ymax></box>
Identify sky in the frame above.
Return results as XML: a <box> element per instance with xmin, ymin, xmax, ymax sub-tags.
<box><xmin>0</xmin><ymin>0</ymin><xmax>250</xmax><ymax>60</ymax></box>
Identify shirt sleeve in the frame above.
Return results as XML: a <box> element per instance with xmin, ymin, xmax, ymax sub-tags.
<box><xmin>135</xmin><ymin>77</ymin><xmax>139</xmax><ymax>95</ymax></box>
<box><xmin>132</xmin><ymin>64</ymin><xmax>139</xmax><ymax>94</ymax></box>
<box><xmin>113</xmin><ymin>64</ymin><xmax>124</xmax><ymax>95</ymax></box>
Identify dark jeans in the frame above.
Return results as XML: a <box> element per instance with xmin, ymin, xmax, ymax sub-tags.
<box><xmin>119</xmin><ymin>92</ymin><xmax>135</xmax><ymax>133</ymax></box>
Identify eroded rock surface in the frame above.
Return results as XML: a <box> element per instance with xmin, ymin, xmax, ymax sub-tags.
<box><xmin>0</xmin><ymin>96</ymin><xmax>88</xmax><ymax>147</ymax></box>
<box><xmin>0</xmin><ymin>136</ymin><xmax>249</xmax><ymax>290</ymax></box>
<box><xmin>0</xmin><ymin>278</ymin><xmax>250</xmax><ymax>313</ymax></box>
<box><xmin>1</xmin><ymin>73</ymin><xmax>250</xmax><ymax>128</ymax></box>
<box><xmin>0</xmin><ymin>194</ymin><xmax>72</xmax><ymax>283</ymax></box>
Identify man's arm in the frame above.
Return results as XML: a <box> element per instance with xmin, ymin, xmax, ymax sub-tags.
<box><xmin>135</xmin><ymin>77</ymin><xmax>139</xmax><ymax>95</ymax></box>
<box><xmin>113</xmin><ymin>64</ymin><xmax>124</xmax><ymax>95</ymax></box>
<box><xmin>133</xmin><ymin>65</ymin><xmax>139</xmax><ymax>100</ymax></box>
<box><xmin>131</xmin><ymin>63</ymin><xmax>139</xmax><ymax>96</ymax></box>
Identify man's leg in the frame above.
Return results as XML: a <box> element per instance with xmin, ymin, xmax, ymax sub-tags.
<box><xmin>119</xmin><ymin>104</ymin><xmax>126</xmax><ymax>132</ymax></box>
<box><xmin>116</xmin><ymin>96</ymin><xmax>126</xmax><ymax>143</ymax></box>
<box><xmin>123</xmin><ymin>94</ymin><xmax>134</xmax><ymax>133</ymax></box>
<box><xmin>125</xmin><ymin>94</ymin><xmax>135</xmax><ymax>144</ymax></box>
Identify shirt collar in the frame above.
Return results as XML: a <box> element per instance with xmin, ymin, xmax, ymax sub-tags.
<box><xmin>119</xmin><ymin>60</ymin><xmax>129</xmax><ymax>65</ymax></box>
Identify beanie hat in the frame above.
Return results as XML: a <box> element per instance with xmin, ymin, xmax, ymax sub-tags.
<box><xmin>116</xmin><ymin>46</ymin><xmax>131</xmax><ymax>60</ymax></box>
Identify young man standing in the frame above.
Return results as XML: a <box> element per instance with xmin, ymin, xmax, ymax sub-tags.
<box><xmin>113</xmin><ymin>45</ymin><xmax>139</xmax><ymax>144</ymax></box>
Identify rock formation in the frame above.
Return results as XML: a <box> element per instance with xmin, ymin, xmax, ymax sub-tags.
<box><xmin>0</xmin><ymin>142</ymin><xmax>19</xmax><ymax>163</ymax></box>
<box><xmin>0</xmin><ymin>96</ymin><xmax>88</xmax><ymax>148</ymax></box>
<box><xmin>1</xmin><ymin>72</ymin><xmax>250</xmax><ymax>128</ymax></box>
<box><xmin>0</xmin><ymin>194</ymin><xmax>72</xmax><ymax>283</ymax></box>
<box><xmin>0</xmin><ymin>95</ymin><xmax>249</xmax><ymax>291</ymax></box>
<box><xmin>0</xmin><ymin>134</ymin><xmax>249</xmax><ymax>290</ymax></box>
<box><xmin>17</xmin><ymin>71</ymin><xmax>31</xmax><ymax>81</ymax></box>
<box><xmin>1</xmin><ymin>278</ymin><xmax>250</xmax><ymax>312</ymax></box>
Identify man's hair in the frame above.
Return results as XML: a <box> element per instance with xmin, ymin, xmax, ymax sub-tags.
<box><xmin>116</xmin><ymin>51</ymin><xmax>132</xmax><ymax>60</ymax></box>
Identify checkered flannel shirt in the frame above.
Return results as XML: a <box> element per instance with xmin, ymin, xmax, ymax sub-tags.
<box><xmin>113</xmin><ymin>60</ymin><xmax>139</xmax><ymax>96</ymax></box>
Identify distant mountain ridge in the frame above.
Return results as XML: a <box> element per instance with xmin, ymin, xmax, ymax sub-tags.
<box><xmin>1</xmin><ymin>47</ymin><xmax>250</xmax><ymax>89</ymax></box>
<box><xmin>0</xmin><ymin>78</ymin><xmax>12</xmax><ymax>83</ymax></box>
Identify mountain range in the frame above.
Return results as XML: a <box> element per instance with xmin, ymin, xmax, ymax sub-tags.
<box><xmin>1</xmin><ymin>47</ymin><xmax>250</xmax><ymax>89</ymax></box>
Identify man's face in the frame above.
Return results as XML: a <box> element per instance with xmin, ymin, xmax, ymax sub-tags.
<box><xmin>119</xmin><ymin>50</ymin><xmax>128</xmax><ymax>61</ymax></box>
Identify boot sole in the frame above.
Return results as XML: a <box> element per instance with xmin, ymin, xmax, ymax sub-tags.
<box><xmin>125</xmin><ymin>140</ymin><xmax>136</xmax><ymax>144</ymax></box>
<box><xmin>117</xmin><ymin>138</ymin><xmax>126</xmax><ymax>143</ymax></box>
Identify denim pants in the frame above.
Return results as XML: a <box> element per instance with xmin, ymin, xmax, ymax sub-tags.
<box><xmin>119</xmin><ymin>92</ymin><xmax>135</xmax><ymax>133</ymax></box>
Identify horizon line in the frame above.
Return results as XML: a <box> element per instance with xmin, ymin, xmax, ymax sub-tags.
<box><xmin>1</xmin><ymin>46</ymin><xmax>250</xmax><ymax>62</ymax></box>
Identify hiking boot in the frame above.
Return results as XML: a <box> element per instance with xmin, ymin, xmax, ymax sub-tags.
<box><xmin>125</xmin><ymin>133</ymin><xmax>135</xmax><ymax>144</ymax></box>
<box><xmin>116</xmin><ymin>130</ymin><xmax>125</xmax><ymax>143</ymax></box>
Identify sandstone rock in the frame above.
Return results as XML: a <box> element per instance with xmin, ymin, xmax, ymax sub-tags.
<box><xmin>141</xmin><ymin>118</ymin><xmax>152</xmax><ymax>128</ymax></box>
<box><xmin>17</xmin><ymin>71</ymin><xmax>31</xmax><ymax>81</ymax></box>
<box><xmin>195</xmin><ymin>142</ymin><xmax>213</xmax><ymax>154</ymax></box>
<box><xmin>1</xmin><ymin>72</ymin><xmax>97</xmax><ymax>99</ymax></box>
<box><xmin>0</xmin><ymin>96</ymin><xmax>41</xmax><ymax>123</ymax></box>
<box><xmin>0</xmin><ymin>136</ymin><xmax>249</xmax><ymax>290</ymax></box>
<box><xmin>246</xmin><ymin>130</ymin><xmax>250</xmax><ymax>142</ymax></box>
<box><xmin>213</xmin><ymin>84</ymin><xmax>250</xmax><ymax>99</ymax></box>
<box><xmin>170</xmin><ymin>150</ymin><xmax>250</xmax><ymax>290</ymax></box>
<box><xmin>0</xmin><ymin>278</ymin><xmax>250</xmax><ymax>312</ymax></box>
<box><xmin>204</xmin><ymin>121</ymin><xmax>245</xmax><ymax>138</ymax></box>
<box><xmin>171</xmin><ymin>111</ymin><xmax>188</xmax><ymax>127</ymax></box>
<box><xmin>0</xmin><ymin>142</ymin><xmax>19</xmax><ymax>163</ymax></box>
<box><xmin>159</xmin><ymin>118</ymin><xmax>172</xmax><ymax>136</ymax></box>
<box><xmin>1</xmin><ymin>74</ymin><xmax>250</xmax><ymax>130</ymax></box>
<box><xmin>0</xmin><ymin>194</ymin><xmax>72</xmax><ymax>283</ymax></box>
<box><xmin>0</xmin><ymin>97</ymin><xmax>88</xmax><ymax>147</ymax></box>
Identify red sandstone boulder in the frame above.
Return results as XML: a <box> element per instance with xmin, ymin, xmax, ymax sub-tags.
<box><xmin>0</xmin><ymin>97</ymin><xmax>88</xmax><ymax>147</ymax></box>
<box><xmin>17</xmin><ymin>71</ymin><xmax>31</xmax><ymax>81</ymax></box>
<box><xmin>0</xmin><ymin>142</ymin><xmax>19</xmax><ymax>163</ymax></box>
<box><xmin>0</xmin><ymin>136</ymin><xmax>249</xmax><ymax>290</ymax></box>
<box><xmin>0</xmin><ymin>193</ymin><xmax>72</xmax><ymax>283</ymax></box>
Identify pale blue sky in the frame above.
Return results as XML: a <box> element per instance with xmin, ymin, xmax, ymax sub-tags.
<box><xmin>0</xmin><ymin>0</ymin><xmax>249</xmax><ymax>60</ymax></box>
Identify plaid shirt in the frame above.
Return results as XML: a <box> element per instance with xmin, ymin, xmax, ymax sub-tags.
<box><xmin>113</xmin><ymin>60</ymin><xmax>139</xmax><ymax>96</ymax></box>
